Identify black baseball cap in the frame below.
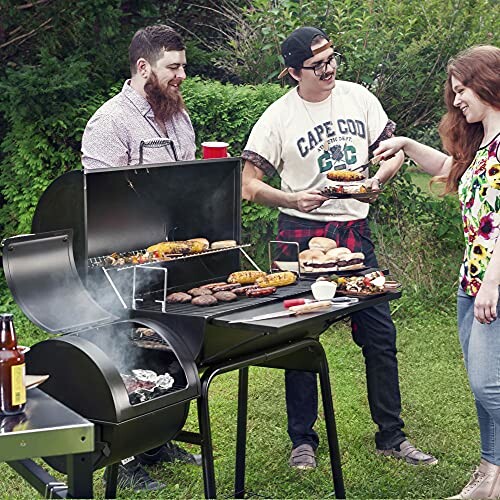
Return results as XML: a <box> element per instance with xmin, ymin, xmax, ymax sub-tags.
<box><xmin>279</xmin><ymin>26</ymin><xmax>332</xmax><ymax>78</ymax></box>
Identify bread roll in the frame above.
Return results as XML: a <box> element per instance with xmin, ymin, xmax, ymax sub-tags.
<box><xmin>308</xmin><ymin>237</ymin><xmax>337</xmax><ymax>252</ymax></box>
<box><xmin>337</xmin><ymin>252</ymin><xmax>365</xmax><ymax>270</ymax></box>
<box><xmin>324</xmin><ymin>247</ymin><xmax>352</xmax><ymax>262</ymax></box>
<box><xmin>299</xmin><ymin>249</ymin><xmax>325</xmax><ymax>262</ymax></box>
<box><xmin>210</xmin><ymin>240</ymin><xmax>237</xmax><ymax>250</ymax></box>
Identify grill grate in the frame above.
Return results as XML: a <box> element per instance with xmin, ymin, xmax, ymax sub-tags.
<box><xmin>136</xmin><ymin>280</ymin><xmax>313</xmax><ymax>318</ymax></box>
<box><xmin>88</xmin><ymin>244</ymin><xmax>251</xmax><ymax>270</ymax></box>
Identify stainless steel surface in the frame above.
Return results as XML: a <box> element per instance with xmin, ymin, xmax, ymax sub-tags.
<box><xmin>230</xmin><ymin>310</ymin><xmax>295</xmax><ymax>322</ymax></box>
<box><xmin>0</xmin><ymin>389</ymin><xmax>94</xmax><ymax>461</ymax></box>
<box><xmin>214</xmin><ymin>290</ymin><xmax>402</xmax><ymax>333</ymax></box>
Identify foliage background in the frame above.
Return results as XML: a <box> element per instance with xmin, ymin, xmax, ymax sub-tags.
<box><xmin>0</xmin><ymin>1</ymin><xmax>497</xmax><ymax>497</ymax></box>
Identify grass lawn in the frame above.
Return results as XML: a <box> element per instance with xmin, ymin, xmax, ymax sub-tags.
<box><xmin>0</xmin><ymin>293</ymin><xmax>479</xmax><ymax>499</ymax></box>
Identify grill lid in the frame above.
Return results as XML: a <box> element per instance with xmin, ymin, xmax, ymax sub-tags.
<box><xmin>2</xmin><ymin>230</ymin><xmax>117</xmax><ymax>334</ymax></box>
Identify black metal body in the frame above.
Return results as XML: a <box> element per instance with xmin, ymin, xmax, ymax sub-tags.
<box><xmin>2</xmin><ymin>159</ymin><xmax>401</xmax><ymax>497</ymax></box>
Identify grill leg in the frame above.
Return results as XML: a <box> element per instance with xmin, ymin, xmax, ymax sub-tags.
<box><xmin>234</xmin><ymin>367</ymin><xmax>249</xmax><ymax>498</ymax></box>
<box><xmin>104</xmin><ymin>462</ymin><xmax>118</xmax><ymax>499</ymax></box>
<box><xmin>317</xmin><ymin>351</ymin><xmax>345</xmax><ymax>499</ymax></box>
<box><xmin>66</xmin><ymin>452</ymin><xmax>93</xmax><ymax>499</ymax></box>
<box><xmin>198</xmin><ymin>371</ymin><xmax>218</xmax><ymax>499</ymax></box>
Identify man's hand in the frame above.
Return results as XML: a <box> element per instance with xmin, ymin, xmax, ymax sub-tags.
<box><xmin>361</xmin><ymin>177</ymin><xmax>383</xmax><ymax>203</ymax></box>
<box><xmin>292</xmin><ymin>190</ymin><xmax>328</xmax><ymax>213</ymax></box>
<box><xmin>474</xmin><ymin>281</ymin><xmax>499</xmax><ymax>324</ymax></box>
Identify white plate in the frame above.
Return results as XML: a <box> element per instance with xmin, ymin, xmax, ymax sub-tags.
<box><xmin>25</xmin><ymin>374</ymin><xmax>50</xmax><ymax>390</ymax></box>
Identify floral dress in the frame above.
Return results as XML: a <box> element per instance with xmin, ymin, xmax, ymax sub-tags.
<box><xmin>459</xmin><ymin>133</ymin><xmax>500</xmax><ymax>296</ymax></box>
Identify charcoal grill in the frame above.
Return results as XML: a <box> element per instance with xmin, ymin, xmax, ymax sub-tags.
<box><xmin>2</xmin><ymin>159</ymin><xmax>401</xmax><ymax>498</ymax></box>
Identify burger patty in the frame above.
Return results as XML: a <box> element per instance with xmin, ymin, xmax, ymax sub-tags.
<box><xmin>337</xmin><ymin>258</ymin><xmax>364</xmax><ymax>267</ymax></box>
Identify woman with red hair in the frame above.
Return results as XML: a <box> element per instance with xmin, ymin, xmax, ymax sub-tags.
<box><xmin>375</xmin><ymin>45</ymin><xmax>500</xmax><ymax>499</ymax></box>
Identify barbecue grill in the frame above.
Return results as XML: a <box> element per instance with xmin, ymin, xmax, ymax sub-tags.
<box><xmin>2</xmin><ymin>159</ymin><xmax>401</xmax><ymax>498</ymax></box>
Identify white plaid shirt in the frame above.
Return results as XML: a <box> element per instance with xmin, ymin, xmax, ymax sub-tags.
<box><xmin>81</xmin><ymin>80</ymin><xmax>196</xmax><ymax>169</ymax></box>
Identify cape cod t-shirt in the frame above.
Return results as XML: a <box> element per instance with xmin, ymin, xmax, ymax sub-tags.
<box><xmin>243</xmin><ymin>81</ymin><xmax>392</xmax><ymax>221</ymax></box>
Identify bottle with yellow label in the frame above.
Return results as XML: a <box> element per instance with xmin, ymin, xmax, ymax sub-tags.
<box><xmin>0</xmin><ymin>313</ymin><xmax>26</xmax><ymax>415</ymax></box>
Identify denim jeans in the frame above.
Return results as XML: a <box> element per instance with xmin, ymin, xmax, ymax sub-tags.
<box><xmin>283</xmin><ymin>217</ymin><xmax>406</xmax><ymax>450</ymax></box>
<box><xmin>458</xmin><ymin>287</ymin><xmax>500</xmax><ymax>465</ymax></box>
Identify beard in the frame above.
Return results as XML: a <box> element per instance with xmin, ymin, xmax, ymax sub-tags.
<box><xmin>144</xmin><ymin>71</ymin><xmax>185</xmax><ymax>123</ymax></box>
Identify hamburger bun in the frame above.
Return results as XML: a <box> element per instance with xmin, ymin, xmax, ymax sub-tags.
<box><xmin>308</xmin><ymin>237</ymin><xmax>337</xmax><ymax>252</ymax></box>
<box><xmin>299</xmin><ymin>250</ymin><xmax>329</xmax><ymax>272</ymax></box>
<box><xmin>299</xmin><ymin>249</ymin><xmax>325</xmax><ymax>262</ymax></box>
<box><xmin>338</xmin><ymin>262</ymin><xmax>365</xmax><ymax>271</ymax></box>
<box><xmin>337</xmin><ymin>252</ymin><xmax>365</xmax><ymax>270</ymax></box>
<box><xmin>325</xmin><ymin>247</ymin><xmax>352</xmax><ymax>262</ymax></box>
<box><xmin>210</xmin><ymin>240</ymin><xmax>237</xmax><ymax>250</ymax></box>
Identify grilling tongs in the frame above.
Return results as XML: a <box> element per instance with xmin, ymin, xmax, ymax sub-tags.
<box><xmin>229</xmin><ymin>300</ymin><xmax>335</xmax><ymax>323</ymax></box>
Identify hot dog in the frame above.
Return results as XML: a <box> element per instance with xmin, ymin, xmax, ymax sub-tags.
<box><xmin>233</xmin><ymin>285</ymin><xmax>260</xmax><ymax>296</ymax></box>
<box><xmin>200</xmin><ymin>282</ymin><xmax>228</xmax><ymax>290</ymax></box>
<box><xmin>211</xmin><ymin>283</ymin><xmax>243</xmax><ymax>293</ymax></box>
<box><xmin>246</xmin><ymin>286</ymin><xmax>276</xmax><ymax>297</ymax></box>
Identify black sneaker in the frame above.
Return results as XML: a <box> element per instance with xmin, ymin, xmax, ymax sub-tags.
<box><xmin>138</xmin><ymin>441</ymin><xmax>202</xmax><ymax>466</ymax></box>
<box><xmin>116</xmin><ymin>458</ymin><xmax>165</xmax><ymax>491</ymax></box>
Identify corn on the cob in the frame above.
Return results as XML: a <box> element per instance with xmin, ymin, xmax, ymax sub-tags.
<box><xmin>187</xmin><ymin>239</ymin><xmax>209</xmax><ymax>253</ymax></box>
<box><xmin>255</xmin><ymin>271</ymin><xmax>297</xmax><ymax>288</ymax></box>
<box><xmin>147</xmin><ymin>241</ymin><xmax>192</xmax><ymax>255</ymax></box>
<box><xmin>227</xmin><ymin>270</ymin><xmax>267</xmax><ymax>284</ymax></box>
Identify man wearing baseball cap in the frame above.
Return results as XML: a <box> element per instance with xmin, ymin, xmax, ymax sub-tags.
<box><xmin>242</xmin><ymin>27</ymin><xmax>436</xmax><ymax>469</ymax></box>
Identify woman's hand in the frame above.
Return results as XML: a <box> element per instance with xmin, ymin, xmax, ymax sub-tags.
<box><xmin>474</xmin><ymin>281</ymin><xmax>499</xmax><ymax>324</ymax></box>
<box><xmin>373</xmin><ymin>137</ymin><xmax>408</xmax><ymax>159</ymax></box>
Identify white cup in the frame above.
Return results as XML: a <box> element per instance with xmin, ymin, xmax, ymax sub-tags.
<box><xmin>311</xmin><ymin>281</ymin><xmax>337</xmax><ymax>301</ymax></box>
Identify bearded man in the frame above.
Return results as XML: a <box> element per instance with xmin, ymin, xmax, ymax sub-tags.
<box><xmin>82</xmin><ymin>24</ymin><xmax>195</xmax><ymax>169</ymax></box>
<box><xmin>81</xmin><ymin>25</ymin><xmax>200</xmax><ymax>491</ymax></box>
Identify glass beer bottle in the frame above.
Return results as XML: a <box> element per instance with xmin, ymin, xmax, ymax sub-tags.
<box><xmin>0</xmin><ymin>314</ymin><xmax>26</xmax><ymax>415</ymax></box>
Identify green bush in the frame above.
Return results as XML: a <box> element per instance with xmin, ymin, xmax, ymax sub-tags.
<box><xmin>211</xmin><ymin>0</ymin><xmax>499</xmax><ymax>136</ymax></box>
<box><xmin>182</xmin><ymin>77</ymin><xmax>288</xmax><ymax>267</ymax></box>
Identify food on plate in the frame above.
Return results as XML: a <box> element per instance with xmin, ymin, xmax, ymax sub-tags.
<box><xmin>166</xmin><ymin>292</ymin><xmax>192</xmax><ymax>304</ymax></box>
<box><xmin>298</xmin><ymin>245</ymin><xmax>366</xmax><ymax>273</ymax></box>
<box><xmin>187</xmin><ymin>238</ymin><xmax>210</xmax><ymax>252</ymax></box>
<box><xmin>213</xmin><ymin>291</ymin><xmax>238</xmax><ymax>302</ymax></box>
<box><xmin>227</xmin><ymin>270</ymin><xmax>267</xmax><ymax>284</ymax></box>
<box><xmin>233</xmin><ymin>285</ymin><xmax>260</xmax><ymax>296</ymax></box>
<box><xmin>325</xmin><ymin>247</ymin><xmax>351</xmax><ymax>261</ymax></box>
<box><xmin>255</xmin><ymin>271</ymin><xmax>297</xmax><ymax>288</ymax></box>
<box><xmin>336</xmin><ymin>252</ymin><xmax>366</xmax><ymax>271</ymax></box>
<box><xmin>210</xmin><ymin>240</ymin><xmax>238</xmax><ymax>250</ymax></box>
<box><xmin>308</xmin><ymin>237</ymin><xmax>337</xmax><ymax>252</ymax></box>
<box><xmin>187</xmin><ymin>287</ymin><xmax>213</xmax><ymax>297</ymax></box>
<box><xmin>326</xmin><ymin>170</ymin><xmax>364</xmax><ymax>182</ymax></box>
<box><xmin>246</xmin><ymin>286</ymin><xmax>277</xmax><ymax>297</ymax></box>
<box><xmin>322</xmin><ymin>183</ymin><xmax>369</xmax><ymax>195</ymax></box>
<box><xmin>192</xmin><ymin>295</ymin><xmax>218</xmax><ymax>306</ymax></box>
<box><xmin>211</xmin><ymin>283</ymin><xmax>243</xmax><ymax>293</ymax></box>
<box><xmin>334</xmin><ymin>270</ymin><xmax>386</xmax><ymax>293</ymax></box>
<box><xmin>299</xmin><ymin>250</ymin><xmax>335</xmax><ymax>273</ymax></box>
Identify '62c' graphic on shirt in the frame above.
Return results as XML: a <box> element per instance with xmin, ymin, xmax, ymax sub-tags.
<box><xmin>296</xmin><ymin>118</ymin><xmax>367</xmax><ymax>172</ymax></box>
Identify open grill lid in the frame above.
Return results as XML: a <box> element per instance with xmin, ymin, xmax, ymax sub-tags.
<box><xmin>2</xmin><ymin>230</ymin><xmax>117</xmax><ymax>334</ymax></box>
<box><xmin>3</xmin><ymin>158</ymin><xmax>243</xmax><ymax>334</ymax></box>
<box><xmin>31</xmin><ymin>158</ymin><xmax>242</xmax><ymax>275</ymax></box>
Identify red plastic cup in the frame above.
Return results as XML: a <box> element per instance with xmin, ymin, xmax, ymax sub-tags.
<box><xmin>202</xmin><ymin>141</ymin><xmax>229</xmax><ymax>159</ymax></box>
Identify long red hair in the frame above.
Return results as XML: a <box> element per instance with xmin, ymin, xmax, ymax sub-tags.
<box><xmin>437</xmin><ymin>45</ymin><xmax>500</xmax><ymax>194</ymax></box>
